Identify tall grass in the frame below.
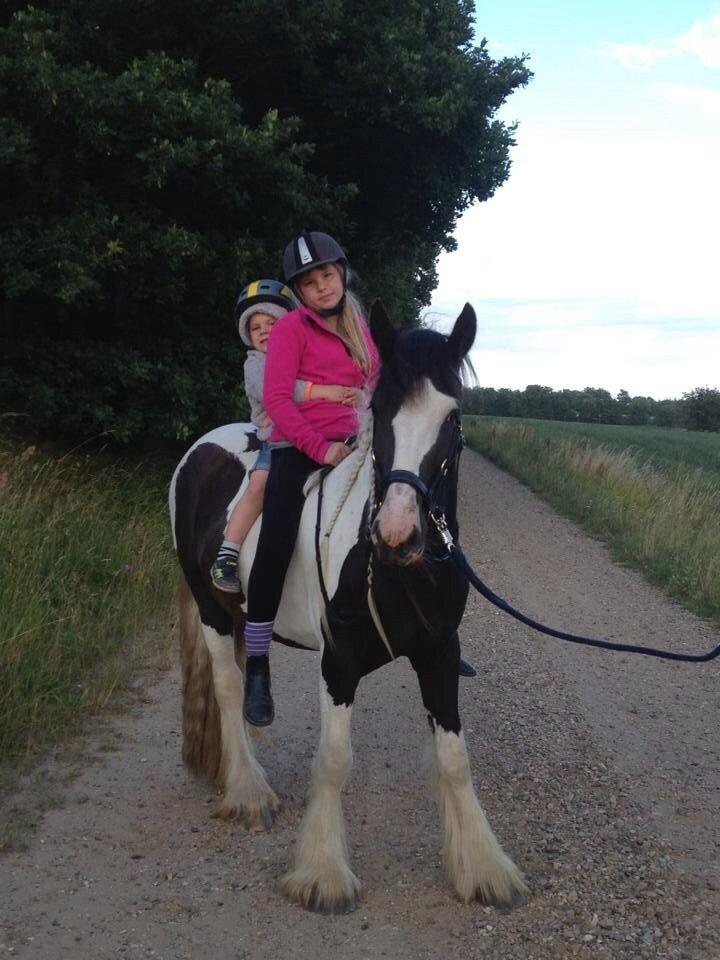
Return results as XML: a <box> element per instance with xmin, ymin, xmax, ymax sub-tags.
<box><xmin>463</xmin><ymin>417</ymin><xmax>720</xmax><ymax>624</ymax></box>
<box><xmin>0</xmin><ymin>440</ymin><xmax>177</xmax><ymax>762</ymax></box>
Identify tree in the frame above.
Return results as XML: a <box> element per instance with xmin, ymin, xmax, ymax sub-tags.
<box><xmin>1</xmin><ymin>2</ymin><xmax>531</xmax><ymax>442</ymax></box>
<box><xmin>16</xmin><ymin>0</ymin><xmax>531</xmax><ymax>318</ymax></box>
<box><xmin>682</xmin><ymin>387</ymin><xmax>720</xmax><ymax>432</ymax></box>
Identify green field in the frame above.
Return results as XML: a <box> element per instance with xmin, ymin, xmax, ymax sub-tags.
<box><xmin>463</xmin><ymin>416</ymin><xmax>720</xmax><ymax>625</ymax></box>
<box><xmin>0</xmin><ymin>437</ymin><xmax>178</xmax><ymax>764</ymax></box>
<box><xmin>472</xmin><ymin>417</ymin><xmax>720</xmax><ymax>478</ymax></box>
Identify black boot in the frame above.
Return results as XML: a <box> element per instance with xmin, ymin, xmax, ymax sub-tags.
<box><xmin>244</xmin><ymin>655</ymin><xmax>274</xmax><ymax>726</ymax></box>
<box><xmin>459</xmin><ymin>655</ymin><xmax>477</xmax><ymax>678</ymax></box>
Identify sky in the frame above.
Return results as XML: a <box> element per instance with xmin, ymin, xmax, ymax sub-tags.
<box><xmin>427</xmin><ymin>2</ymin><xmax>720</xmax><ymax>400</ymax></box>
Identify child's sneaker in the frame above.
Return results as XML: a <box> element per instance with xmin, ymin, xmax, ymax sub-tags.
<box><xmin>211</xmin><ymin>554</ymin><xmax>241</xmax><ymax>593</ymax></box>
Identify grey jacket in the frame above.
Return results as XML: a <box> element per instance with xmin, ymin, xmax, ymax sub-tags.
<box><xmin>243</xmin><ymin>350</ymin><xmax>272</xmax><ymax>441</ymax></box>
<box><xmin>244</xmin><ymin>350</ymin><xmax>307</xmax><ymax>442</ymax></box>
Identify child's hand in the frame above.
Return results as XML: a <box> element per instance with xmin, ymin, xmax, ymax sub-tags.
<box><xmin>339</xmin><ymin>387</ymin><xmax>360</xmax><ymax>405</ymax></box>
<box><xmin>323</xmin><ymin>442</ymin><xmax>352</xmax><ymax>466</ymax></box>
<box><xmin>318</xmin><ymin>384</ymin><xmax>360</xmax><ymax>405</ymax></box>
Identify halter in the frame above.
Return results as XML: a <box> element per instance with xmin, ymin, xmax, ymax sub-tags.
<box><xmin>369</xmin><ymin>409</ymin><xmax>465</xmax><ymax>539</ymax></box>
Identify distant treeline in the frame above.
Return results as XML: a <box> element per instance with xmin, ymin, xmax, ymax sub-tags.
<box><xmin>463</xmin><ymin>385</ymin><xmax>720</xmax><ymax>432</ymax></box>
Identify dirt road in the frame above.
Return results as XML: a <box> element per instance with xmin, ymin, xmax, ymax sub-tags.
<box><xmin>2</xmin><ymin>450</ymin><xmax>719</xmax><ymax>959</ymax></box>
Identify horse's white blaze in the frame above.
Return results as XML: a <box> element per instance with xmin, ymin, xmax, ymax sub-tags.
<box><xmin>432</xmin><ymin>728</ymin><xmax>526</xmax><ymax>904</ymax></box>
<box><xmin>202</xmin><ymin>627</ymin><xmax>278</xmax><ymax>822</ymax></box>
<box><xmin>280</xmin><ymin>678</ymin><xmax>360</xmax><ymax>909</ymax></box>
<box><xmin>376</xmin><ymin>381</ymin><xmax>457</xmax><ymax>547</ymax></box>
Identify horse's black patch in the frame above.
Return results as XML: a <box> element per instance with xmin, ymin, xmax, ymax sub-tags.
<box><xmin>174</xmin><ymin>442</ymin><xmax>246</xmax><ymax>635</ymax></box>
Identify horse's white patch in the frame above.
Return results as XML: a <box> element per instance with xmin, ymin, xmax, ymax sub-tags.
<box><xmin>200</xmin><ymin>624</ymin><xmax>279</xmax><ymax>822</ymax></box>
<box><xmin>432</xmin><ymin>726</ymin><xmax>526</xmax><ymax>903</ymax></box>
<box><xmin>376</xmin><ymin>381</ymin><xmax>457</xmax><ymax>547</ymax></box>
<box><xmin>280</xmin><ymin>677</ymin><xmax>360</xmax><ymax>910</ymax></box>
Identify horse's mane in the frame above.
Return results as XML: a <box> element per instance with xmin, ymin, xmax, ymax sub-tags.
<box><xmin>377</xmin><ymin>328</ymin><xmax>465</xmax><ymax>407</ymax></box>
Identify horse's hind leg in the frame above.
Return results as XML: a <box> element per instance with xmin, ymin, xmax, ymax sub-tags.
<box><xmin>280</xmin><ymin>659</ymin><xmax>360</xmax><ymax>914</ymax></box>
<box><xmin>416</xmin><ymin>652</ymin><xmax>527</xmax><ymax>906</ymax></box>
<box><xmin>202</xmin><ymin>623</ymin><xmax>279</xmax><ymax>827</ymax></box>
<box><xmin>182</xmin><ymin>580</ymin><xmax>278</xmax><ymax>827</ymax></box>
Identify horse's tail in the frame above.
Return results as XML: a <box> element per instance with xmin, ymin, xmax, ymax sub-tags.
<box><xmin>179</xmin><ymin>574</ymin><xmax>223</xmax><ymax>783</ymax></box>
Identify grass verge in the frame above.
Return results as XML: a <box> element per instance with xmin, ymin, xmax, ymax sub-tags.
<box><xmin>463</xmin><ymin>416</ymin><xmax>720</xmax><ymax>625</ymax></box>
<box><xmin>0</xmin><ymin>437</ymin><xmax>178</xmax><ymax>767</ymax></box>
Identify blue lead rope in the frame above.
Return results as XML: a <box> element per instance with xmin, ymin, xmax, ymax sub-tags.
<box><xmin>431</xmin><ymin>517</ymin><xmax>720</xmax><ymax>664</ymax></box>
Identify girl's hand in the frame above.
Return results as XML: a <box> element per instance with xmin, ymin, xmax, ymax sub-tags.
<box><xmin>315</xmin><ymin>384</ymin><xmax>360</xmax><ymax>405</ymax></box>
<box><xmin>323</xmin><ymin>442</ymin><xmax>352</xmax><ymax>466</ymax></box>
<box><xmin>339</xmin><ymin>386</ymin><xmax>360</xmax><ymax>405</ymax></box>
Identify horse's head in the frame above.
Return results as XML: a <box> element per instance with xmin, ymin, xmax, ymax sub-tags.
<box><xmin>369</xmin><ymin>301</ymin><xmax>476</xmax><ymax>566</ymax></box>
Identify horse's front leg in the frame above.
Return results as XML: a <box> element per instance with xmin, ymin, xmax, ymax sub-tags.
<box><xmin>416</xmin><ymin>641</ymin><xmax>527</xmax><ymax>906</ymax></box>
<box><xmin>280</xmin><ymin>652</ymin><xmax>360</xmax><ymax>914</ymax></box>
<box><xmin>202</xmin><ymin>625</ymin><xmax>279</xmax><ymax>828</ymax></box>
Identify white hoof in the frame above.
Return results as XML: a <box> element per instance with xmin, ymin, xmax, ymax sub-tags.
<box><xmin>279</xmin><ymin>864</ymin><xmax>361</xmax><ymax>914</ymax></box>
<box><xmin>213</xmin><ymin>787</ymin><xmax>280</xmax><ymax>831</ymax></box>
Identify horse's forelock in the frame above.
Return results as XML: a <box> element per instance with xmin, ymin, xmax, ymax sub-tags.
<box><xmin>378</xmin><ymin>328</ymin><xmax>463</xmax><ymax>412</ymax></box>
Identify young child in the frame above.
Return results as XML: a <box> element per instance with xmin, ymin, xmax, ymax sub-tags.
<box><xmin>210</xmin><ymin>279</ymin><xmax>359</xmax><ymax>593</ymax></box>
<box><xmin>242</xmin><ymin>234</ymin><xmax>380</xmax><ymax>725</ymax></box>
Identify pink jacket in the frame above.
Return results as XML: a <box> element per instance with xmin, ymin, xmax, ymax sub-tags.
<box><xmin>263</xmin><ymin>304</ymin><xmax>380</xmax><ymax>463</ymax></box>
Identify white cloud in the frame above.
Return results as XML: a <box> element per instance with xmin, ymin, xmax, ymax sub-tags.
<box><xmin>431</xmin><ymin>122</ymin><xmax>720</xmax><ymax>398</ymax></box>
<box><xmin>654</xmin><ymin>81</ymin><xmax>720</xmax><ymax>119</ymax></box>
<box><xmin>598</xmin><ymin>13</ymin><xmax>720</xmax><ymax>71</ymax></box>
<box><xmin>434</xmin><ymin>125</ymin><xmax>720</xmax><ymax>315</ymax></box>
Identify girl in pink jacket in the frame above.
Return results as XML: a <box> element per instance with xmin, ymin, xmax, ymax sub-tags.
<box><xmin>243</xmin><ymin>232</ymin><xmax>379</xmax><ymax>726</ymax></box>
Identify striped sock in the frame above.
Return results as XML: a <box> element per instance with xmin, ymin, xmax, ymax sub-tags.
<box><xmin>217</xmin><ymin>539</ymin><xmax>241</xmax><ymax>561</ymax></box>
<box><xmin>244</xmin><ymin>620</ymin><xmax>274</xmax><ymax>657</ymax></box>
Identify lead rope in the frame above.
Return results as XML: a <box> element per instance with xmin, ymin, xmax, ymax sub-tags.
<box><xmin>429</xmin><ymin>512</ymin><xmax>720</xmax><ymax>664</ymax></box>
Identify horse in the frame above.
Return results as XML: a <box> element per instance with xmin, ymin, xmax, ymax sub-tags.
<box><xmin>169</xmin><ymin>301</ymin><xmax>526</xmax><ymax>913</ymax></box>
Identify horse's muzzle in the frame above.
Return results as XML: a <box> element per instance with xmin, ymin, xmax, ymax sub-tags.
<box><xmin>370</xmin><ymin>520</ymin><xmax>425</xmax><ymax>567</ymax></box>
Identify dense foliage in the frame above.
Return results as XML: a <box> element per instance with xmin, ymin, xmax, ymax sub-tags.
<box><xmin>463</xmin><ymin>384</ymin><xmax>720</xmax><ymax>432</ymax></box>
<box><xmin>0</xmin><ymin>1</ymin><xmax>530</xmax><ymax>442</ymax></box>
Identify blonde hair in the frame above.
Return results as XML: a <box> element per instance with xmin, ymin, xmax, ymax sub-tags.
<box><xmin>330</xmin><ymin>266</ymin><xmax>372</xmax><ymax>375</ymax></box>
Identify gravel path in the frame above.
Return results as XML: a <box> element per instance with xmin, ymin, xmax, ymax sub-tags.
<box><xmin>1</xmin><ymin>449</ymin><xmax>719</xmax><ymax>959</ymax></box>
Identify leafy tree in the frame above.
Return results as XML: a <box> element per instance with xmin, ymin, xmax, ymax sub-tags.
<box><xmin>14</xmin><ymin>0</ymin><xmax>531</xmax><ymax>318</ymax></box>
<box><xmin>0</xmin><ymin>7</ymin><xmax>345</xmax><ymax>336</ymax></box>
<box><xmin>1</xmin><ymin>2</ymin><xmax>531</xmax><ymax>442</ymax></box>
<box><xmin>682</xmin><ymin>387</ymin><xmax>720</xmax><ymax>432</ymax></box>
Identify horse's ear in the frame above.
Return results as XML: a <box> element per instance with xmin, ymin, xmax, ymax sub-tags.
<box><xmin>369</xmin><ymin>299</ymin><xmax>397</xmax><ymax>362</ymax></box>
<box><xmin>447</xmin><ymin>303</ymin><xmax>476</xmax><ymax>366</ymax></box>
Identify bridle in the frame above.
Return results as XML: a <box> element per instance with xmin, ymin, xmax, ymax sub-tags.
<box><xmin>368</xmin><ymin>408</ymin><xmax>465</xmax><ymax>543</ymax></box>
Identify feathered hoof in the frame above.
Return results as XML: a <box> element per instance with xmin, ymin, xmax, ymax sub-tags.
<box><xmin>212</xmin><ymin>792</ymin><xmax>280</xmax><ymax>831</ymax></box>
<box><xmin>476</xmin><ymin>885</ymin><xmax>527</xmax><ymax>911</ymax></box>
<box><xmin>307</xmin><ymin>888</ymin><xmax>358</xmax><ymax>915</ymax></box>
<box><xmin>279</xmin><ymin>869</ymin><xmax>360</xmax><ymax>915</ymax></box>
<box><xmin>466</xmin><ymin>865</ymin><xmax>528</xmax><ymax>909</ymax></box>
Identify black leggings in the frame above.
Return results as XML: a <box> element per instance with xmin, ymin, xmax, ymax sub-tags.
<box><xmin>246</xmin><ymin>446</ymin><xmax>318</xmax><ymax>623</ymax></box>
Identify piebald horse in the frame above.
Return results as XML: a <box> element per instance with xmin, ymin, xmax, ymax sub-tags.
<box><xmin>169</xmin><ymin>302</ymin><xmax>526</xmax><ymax>913</ymax></box>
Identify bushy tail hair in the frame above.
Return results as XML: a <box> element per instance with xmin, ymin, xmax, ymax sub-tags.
<box><xmin>179</xmin><ymin>576</ymin><xmax>223</xmax><ymax>782</ymax></box>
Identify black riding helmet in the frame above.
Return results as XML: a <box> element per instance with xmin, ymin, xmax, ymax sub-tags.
<box><xmin>282</xmin><ymin>232</ymin><xmax>348</xmax><ymax>317</ymax></box>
